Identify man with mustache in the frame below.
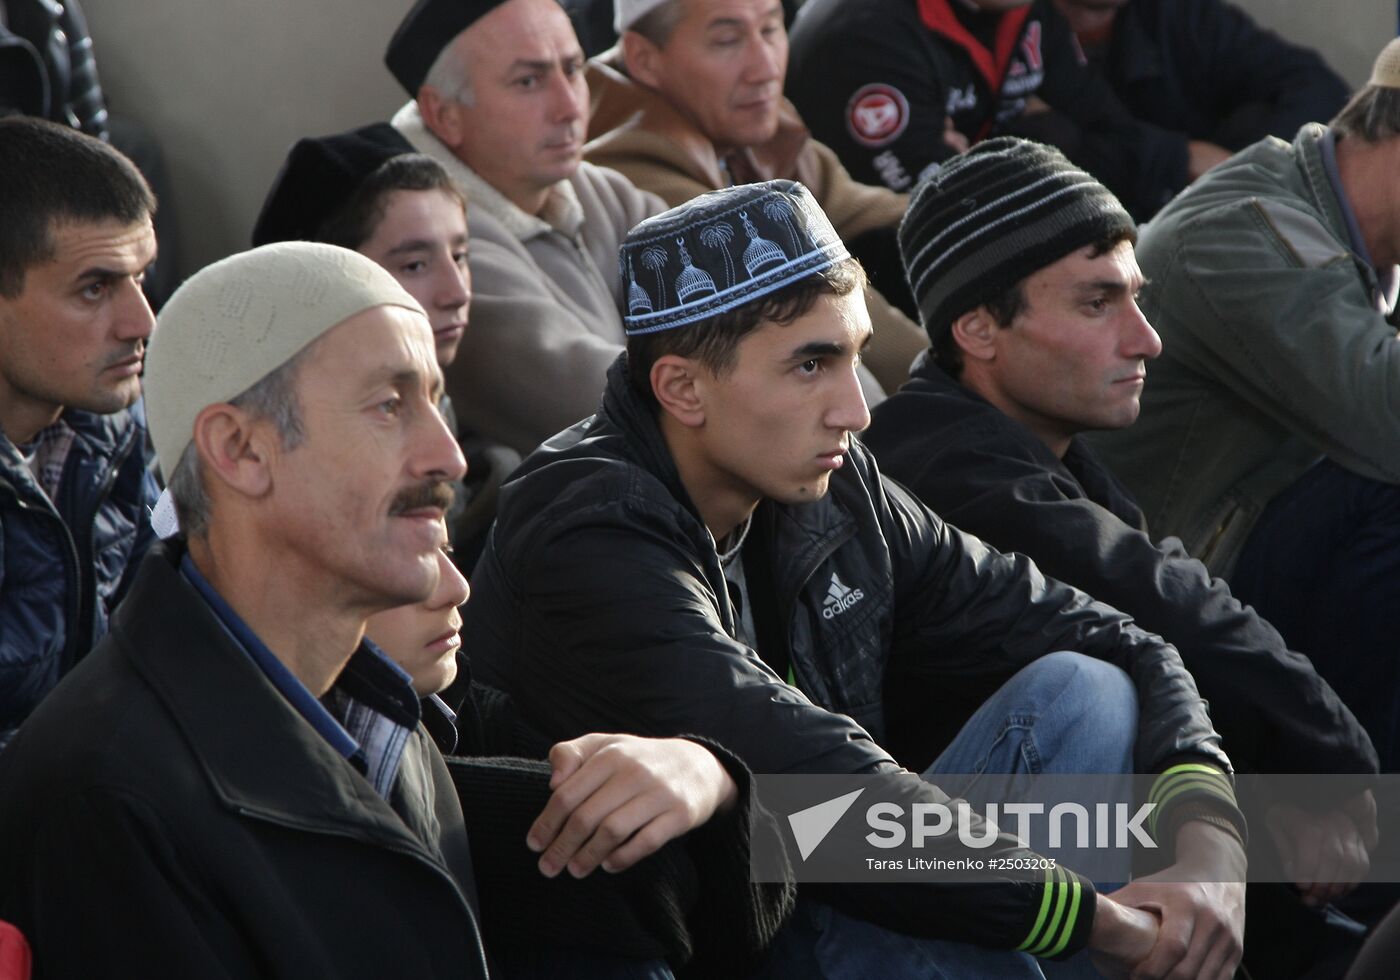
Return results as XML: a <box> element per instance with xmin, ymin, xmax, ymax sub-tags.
<box><xmin>0</xmin><ymin>242</ymin><xmax>491</xmax><ymax>975</ymax></box>
<box><xmin>0</xmin><ymin>117</ymin><xmax>160</xmax><ymax>751</ymax></box>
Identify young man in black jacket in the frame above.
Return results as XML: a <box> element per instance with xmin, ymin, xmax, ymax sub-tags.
<box><xmin>466</xmin><ymin>178</ymin><xmax>1250</xmax><ymax>978</ymax></box>
<box><xmin>863</xmin><ymin>136</ymin><xmax>1379</xmax><ymax>975</ymax></box>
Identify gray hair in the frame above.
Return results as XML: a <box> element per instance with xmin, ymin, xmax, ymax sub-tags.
<box><xmin>166</xmin><ymin>355</ymin><xmax>306</xmax><ymax>539</ymax></box>
<box><xmin>423</xmin><ymin>34</ymin><xmax>475</xmax><ymax>107</ymax></box>
<box><xmin>1331</xmin><ymin>85</ymin><xmax>1400</xmax><ymax>143</ymax></box>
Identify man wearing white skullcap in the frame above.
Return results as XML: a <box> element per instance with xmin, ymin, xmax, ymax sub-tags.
<box><xmin>0</xmin><ymin>240</ymin><xmax>769</xmax><ymax>977</ymax></box>
<box><xmin>1091</xmin><ymin>38</ymin><xmax>1400</xmax><ymax>776</ymax></box>
<box><xmin>0</xmin><ymin>242</ymin><xmax>494</xmax><ymax>977</ymax></box>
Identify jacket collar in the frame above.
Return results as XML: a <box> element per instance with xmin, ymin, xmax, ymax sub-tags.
<box><xmin>115</xmin><ymin>543</ymin><xmax>439</xmax><ymax>855</ymax></box>
<box><xmin>585</xmin><ymin>48</ymin><xmax>812</xmax><ymax>188</ymax></box>
<box><xmin>1294</xmin><ymin>123</ymin><xmax>1396</xmax><ymax>307</ymax></box>
<box><xmin>391</xmin><ymin>101</ymin><xmax>585</xmax><ymax>242</ymax></box>
<box><xmin>0</xmin><ymin>405</ymin><xmax>139</xmax><ymax>500</ymax></box>
<box><xmin>595</xmin><ymin>354</ymin><xmax>857</xmax><ymax>589</ymax></box>
<box><xmin>904</xmin><ymin>352</ymin><xmax>1146</xmax><ymax>527</ymax></box>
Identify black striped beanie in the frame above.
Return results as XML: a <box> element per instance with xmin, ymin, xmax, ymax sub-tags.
<box><xmin>899</xmin><ymin>137</ymin><xmax>1135</xmax><ymax>344</ymax></box>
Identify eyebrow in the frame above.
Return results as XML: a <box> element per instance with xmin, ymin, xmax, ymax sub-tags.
<box><xmin>368</xmin><ymin>366</ymin><xmax>444</xmax><ymax>401</ymax></box>
<box><xmin>1073</xmin><ymin>276</ymin><xmax>1143</xmax><ymax>296</ymax></box>
<box><xmin>785</xmin><ymin>331</ymin><xmax>874</xmax><ymax>361</ymax></box>
<box><xmin>74</xmin><ymin>261</ymin><xmax>151</xmax><ymax>285</ymax></box>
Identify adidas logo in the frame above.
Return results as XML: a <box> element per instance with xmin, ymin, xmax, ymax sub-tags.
<box><xmin>821</xmin><ymin>573</ymin><xmax>866</xmax><ymax>620</ymax></box>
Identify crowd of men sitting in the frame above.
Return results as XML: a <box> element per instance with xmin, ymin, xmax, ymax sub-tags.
<box><xmin>1</xmin><ymin>0</ymin><xmax>1398</xmax><ymax>977</ymax></box>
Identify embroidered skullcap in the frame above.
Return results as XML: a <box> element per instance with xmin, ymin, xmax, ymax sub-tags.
<box><xmin>385</xmin><ymin>0</ymin><xmax>513</xmax><ymax>95</ymax></box>
<box><xmin>145</xmin><ymin>242</ymin><xmax>425</xmax><ymax>479</ymax></box>
<box><xmin>251</xmin><ymin>123</ymin><xmax>419</xmax><ymax>247</ymax></box>
<box><xmin>899</xmin><ymin>137</ymin><xmax>1136</xmax><ymax>345</ymax></box>
<box><xmin>614</xmin><ymin>0</ymin><xmax>669</xmax><ymax>33</ymax></box>
<box><xmin>1369</xmin><ymin>37</ymin><xmax>1400</xmax><ymax>89</ymax></box>
<box><xmin>618</xmin><ymin>180</ymin><xmax>850</xmax><ymax>335</ymax></box>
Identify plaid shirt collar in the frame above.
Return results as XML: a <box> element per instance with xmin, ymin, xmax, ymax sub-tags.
<box><xmin>180</xmin><ymin>554</ymin><xmax>422</xmax><ymax>799</ymax></box>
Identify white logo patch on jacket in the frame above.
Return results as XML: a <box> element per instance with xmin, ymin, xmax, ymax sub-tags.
<box><xmin>822</xmin><ymin>573</ymin><xmax>866</xmax><ymax>619</ymax></box>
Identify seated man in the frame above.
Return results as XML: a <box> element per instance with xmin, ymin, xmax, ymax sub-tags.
<box><xmin>464</xmin><ymin>179</ymin><xmax>1248</xmax><ymax>978</ymax></box>
<box><xmin>863</xmin><ymin>136</ymin><xmax>1377</xmax><ymax>974</ymax></box>
<box><xmin>585</xmin><ymin>0</ymin><xmax>928</xmax><ymax>391</ymax></box>
<box><xmin>384</xmin><ymin>0</ymin><xmax>664</xmax><ymax>456</ymax></box>
<box><xmin>0</xmin><ymin>242</ymin><xmax>740</xmax><ymax>976</ymax></box>
<box><xmin>1051</xmin><ymin>0</ymin><xmax>1347</xmax><ymax>160</ymax></box>
<box><xmin>0</xmin><ymin>117</ymin><xmax>159</xmax><ymax>750</ymax></box>
<box><xmin>1088</xmin><ymin>39</ymin><xmax>1400</xmax><ymax>773</ymax></box>
<box><xmin>385</xmin><ymin>0</ymin><xmax>884</xmax><ymax>456</ymax></box>
<box><xmin>786</xmin><ymin>0</ymin><xmax>1198</xmax><ymax>219</ymax></box>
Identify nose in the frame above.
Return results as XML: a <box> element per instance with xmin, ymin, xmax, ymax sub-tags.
<box><xmin>828</xmin><ymin>360</ymin><xmax>872</xmax><ymax>434</ymax></box>
<box><xmin>1121</xmin><ymin>299</ymin><xmax>1162</xmax><ymax>361</ymax></box>
<box><xmin>549</xmin><ymin>67</ymin><xmax>586</xmax><ymax>124</ymax></box>
<box><xmin>116</xmin><ymin>278</ymin><xmax>156</xmax><ymax>342</ymax></box>
<box><xmin>415</xmin><ymin>398</ymin><xmax>468</xmax><ymax>484</ymax></box>
<box><xmin>436</xmin><ymin>257</ymin><xmax>470</xmax><ymax>314</ymax></box>
<box><xmin>430</xmin><ymin>551</ymin><xmax>471</xmax><ymax>610</ymax></box>
<box><xmin>745</xmin><ymin>31</ymin><xmax>786</xmax><ymax>84</ymax></box>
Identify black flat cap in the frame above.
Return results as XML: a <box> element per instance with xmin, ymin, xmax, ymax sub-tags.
<box><xmin>251</xmin><ymin>123</ymin><xmax>417</xmax><ymax>247</ymax></box>
<box><xmin>385</xmin><ymin>0</ymin><xmax>512</xmax><ymax>96</ymax></box>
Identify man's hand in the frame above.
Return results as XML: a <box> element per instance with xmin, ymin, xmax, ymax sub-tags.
<box><xmin>525</xmin><ymin>734</ymin><xmax>739</xmax><ymax>880</ymax></box>
<box><xmin>1266</xmin><ymin>790</ymin><xmax>1377</xmax><ymax>906</ymax></box>
<box><xmin>1087</xmin><ymin>894</ymin><xmax>1160</xmax><ymax>979</ymax></box>
<box><xmin>1105</xmin><ymin>820</ymin><xmax>1246</xmax><ymax>979</ymax></box>
<box><xmin>1187</xmin><ymin>140</ymin><xmax>1231</xmax><ymax>180</ymax></box>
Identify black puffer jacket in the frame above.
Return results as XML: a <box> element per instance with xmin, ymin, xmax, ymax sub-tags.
<box><xmin>466</xmin><ymin>355</ymin><xmax>1240</xmax><ymax>957</ymax></box>
<box><xmin>0</xmin><ymin>406</ymin><xmax>157</xmax><ymax>750</ymax></box>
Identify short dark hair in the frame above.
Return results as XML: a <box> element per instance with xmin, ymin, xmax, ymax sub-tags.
<box><xmin>628</xmin><ymin>258</ymin><xmax>867</xmax><ymax>403</ymax></box>
<box><xmin>314</xmin><ymin>153</ymin><xmax>466</xmax><ymax>251</ymax></box>
<box><xmin>932</xmin><ymin>231</ymin><xmax>1131</xmax><ymax>378</ymax></box>
<box><xmin>627</xmin><ymin>0</ymin><xmax>687</xmax><ymax>47</ymax></box>
<box><xmin>0</xmin><ymin>117</ymin><xmax>155</xmax><ymax>298</ymax></box>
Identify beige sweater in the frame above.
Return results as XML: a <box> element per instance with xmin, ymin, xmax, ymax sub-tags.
<box><xmin>585</xmin><ymin>51</ymin><xmax>928</xmax><ymax>394</ymax></box>
<box><xmin>393</xmin><ymin>102</ymin><xmax>666</xmax><ymax>455</ymax></box>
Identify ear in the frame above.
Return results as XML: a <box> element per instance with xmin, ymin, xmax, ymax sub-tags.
<box><xmin>949</xmin><ymin>306</ymin><xmax>1000</xmax><ymax>365</ymax></box>
<box><xmin>621</xmin><ymin>30</ymin><xmax>665</xmax><ymax>89</ymax></box>
<box><xmin>191</xmin><ymin>404</ymin><xmax>277</xmax><ymax>502</ymax></box>
<box><xmin>418</xmin><ymin>86</ymin><xmax>466</xmax><ymax>150</ymax></box>
<box><xmin>650</xmin><ymin>355</ymin><xmax>706</xmax><ymax>428</ymax></box>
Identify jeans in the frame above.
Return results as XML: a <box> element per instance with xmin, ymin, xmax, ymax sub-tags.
<box><xmin>1231</xmin><ymin>459</ymin><xmax>1400</xmax><ymax>773</ymax></box>
<box><xmin>756</xmin><ymin>652</ymin><xmax>1139</xmax><ymax>979</ymax></box>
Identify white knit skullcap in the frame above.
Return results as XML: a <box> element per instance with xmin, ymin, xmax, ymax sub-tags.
<box><xmin>145</xmin><ymin>241</ymin><xmax>425</xmax><ymax>479</ymax></box>
<box><xmin>614</xmin><ymin>0</ymin><xmax>671</xmax><ymax>33</ymax></box>
<box><xmin>1370</xmin><ymin>37</ymin><xmax>1400</xmax><ymax>89</ymax></box>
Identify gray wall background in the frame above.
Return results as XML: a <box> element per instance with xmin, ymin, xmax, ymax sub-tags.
<box><xmin>81</xmin><ymin>1</ymin><xmax>1394</xmax><ymax>283</ymax></box>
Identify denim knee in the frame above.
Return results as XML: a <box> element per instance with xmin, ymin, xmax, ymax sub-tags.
<box><xmin>1033</xmin><ymin>652</ymin><xmax>1138</xmax><ymax>753</ymax></box>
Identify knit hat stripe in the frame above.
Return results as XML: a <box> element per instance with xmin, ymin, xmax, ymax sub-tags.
<box><xmin>907</xmin><ymin>176</ymin><xmax>1101</xmax><ymax>299</ymax></box>
<box><xmin>897</xmin><ymin>137</ymin><xmax>1135</xmax><ymax>345</ymax></box>
<box><xmin>920</xmin><ymin>207</ymin><xmax>1123</xmax><ymax>326</ymax></box>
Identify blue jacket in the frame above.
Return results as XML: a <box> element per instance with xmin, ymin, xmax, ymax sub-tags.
<box><xmin>0</xmin><ymin>406</ymin><xmax>158</xmax><ymax>748</ymax></box>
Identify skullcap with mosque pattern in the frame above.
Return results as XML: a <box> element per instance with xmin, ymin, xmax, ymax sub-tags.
<box><xmin>618</xmin><ymin>180</ymin><xmax>851</xmax><ymax>335</ymax></box>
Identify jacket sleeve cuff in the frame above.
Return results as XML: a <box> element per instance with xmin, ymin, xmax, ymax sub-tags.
<box><xmin>1013</xmin><ymin>866</ymin><xmax>1096</xmax><ymax>960</ymax></box>
<box><xmin>1147</xmin><ymin>762</ymin><xmax>1249</xmax><ymax>850</ymax></box>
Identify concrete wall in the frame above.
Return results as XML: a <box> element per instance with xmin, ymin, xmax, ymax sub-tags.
<box><xmin>83</xmin><ymin>1</ymin><xmax>412</xmax><ymax>281</ymax></box>
<box><xmin>82</xmin><ymin>1</ymin><xmax>1395</xmax><ymax>282</ymax></box>
<box><xmin>1232</xmin><ymin>0</ymin><xmax>1392</xmax><ymax>89</ymax></box>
